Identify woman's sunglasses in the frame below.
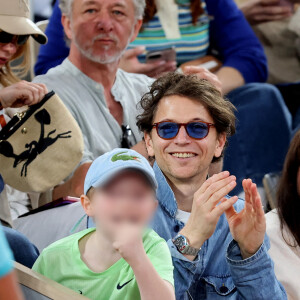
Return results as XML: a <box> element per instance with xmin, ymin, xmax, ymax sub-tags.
<box><xmin>0</xmin><ymin>31</ymin><xmax>29</xmax><ymax>46</ymax></box>
<box><xmin>152</xmin><ymin>121</ymin><xmax>215</xmax><ymax>140</ymax></box>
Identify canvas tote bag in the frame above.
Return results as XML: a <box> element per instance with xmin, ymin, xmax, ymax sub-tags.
<box><xmin>0</xmin><ymin>91</ymin><xmax>84</xmax><ymax>193</ymax></box>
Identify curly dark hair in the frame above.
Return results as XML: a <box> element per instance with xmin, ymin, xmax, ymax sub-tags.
<box><xmin>136</xmin><ymin>72</ymin><xmax>236</xmax><ymax>163</ymax></box>
<box><xmin>277</xmin><ymin>130</ymin><xmax>300</xmax><ymax>247</ymax></box>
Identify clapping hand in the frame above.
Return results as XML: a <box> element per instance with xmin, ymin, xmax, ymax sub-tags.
<box><xmin>225</xmin><ymin>179</ymin><xmax>266</xmax><ymax>259</ymax></box>
<box><xmin>180</xmin><ymin>171</ymin><xmax>238</xmax><ymax>256</ymax></box>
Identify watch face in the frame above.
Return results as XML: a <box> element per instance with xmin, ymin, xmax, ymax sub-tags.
<box><xmin>174</xmin><ymin>235</ymin><xmax>187</xmax><ymax>252</ymax></box>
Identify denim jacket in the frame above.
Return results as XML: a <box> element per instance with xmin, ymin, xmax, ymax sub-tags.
<box><xmin>150</xmin><ymin>163</ymin><xmax>286</xmax><ymax>300</ymax></box>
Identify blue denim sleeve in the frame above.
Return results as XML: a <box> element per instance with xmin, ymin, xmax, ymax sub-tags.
<box><xmin>226</xmin><ymin>235</ymin><xmax>287</xmax><ymax>300</ymax></box>
<box><xmin>167</xmin><ymin>239</ymin><xmax>200</xmax><ymax>299</ymax></box>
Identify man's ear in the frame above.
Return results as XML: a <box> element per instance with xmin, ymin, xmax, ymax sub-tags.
<box><xmin>130</xmin><ymin>19</ymin><xmax>143</xmax><ymax>43</ymax></box>
<box><xmin>80</xmin><ymin>195</ymin><xmax>94</xmax><ymax>217</ymax></box>
<box><xmin>214</xmin><ymin>133</ymin><xmax>226</xmax><ymax>159</ymax></box>
<box><xmin>144</xmin><ymin>132</ymin><xmax>155</xmax><ymax>157</ymax></box>
<box><xmin>61</xmin><ymin>14</ymin><xmax>73</xmax><ymax>40</ymax></box>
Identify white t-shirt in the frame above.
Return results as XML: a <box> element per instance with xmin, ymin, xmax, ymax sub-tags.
<box><xmin>175</xmin><ymin>209</ymin><xmax>191</xmax><ymax>224</ymax></box>
<box><xmin>266</xmin><ymin>209</ymin><xmax>300</xmax><ymax>300</ymax></box>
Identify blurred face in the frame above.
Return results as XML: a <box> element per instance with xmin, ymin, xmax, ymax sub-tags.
<box><xmin>63</xmin><ymin>0</ymin><xmax>142</xmax><ymax>64</ymax></box>
<box><xmin>144</xmin><ymin>95</ymin><xmax>226</xmax><ymax>183</ymax></box>
<box><xmin>82</xmin><ymin>170</ymin><xmax>157</xmax><ymax>237</ymax></box>
<box><xmin>0</xmin><ymin>41</ymin><xmax>19</xmax><ymax>67</ymax></box>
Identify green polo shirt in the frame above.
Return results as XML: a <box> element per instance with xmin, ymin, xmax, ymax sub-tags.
<box><xmin>33</xmin><ymin>228</ymin><xmax>174</xmax><ymax>299</ymax></box>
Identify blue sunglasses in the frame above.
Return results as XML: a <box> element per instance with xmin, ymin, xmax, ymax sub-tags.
<box><xmin>152</xmin><ymin>121</ymin><xmax>215</xmax><ymax>140</ymax></box>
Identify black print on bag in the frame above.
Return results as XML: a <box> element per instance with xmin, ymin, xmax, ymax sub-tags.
<box><xmin>0</xmin><ymin>109</ymin><xmax>72</xmax><ymax>177</ymax></box>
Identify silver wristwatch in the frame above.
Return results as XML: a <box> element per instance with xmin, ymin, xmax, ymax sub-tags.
<box><xmin>172</xmin><ymin>234</ymin><xmax>200</xmax><ymax>256</ymax></box>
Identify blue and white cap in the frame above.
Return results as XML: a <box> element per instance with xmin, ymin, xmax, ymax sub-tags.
<box><xmin>84</xmin><ymin>148</ymin><xmax>158</xmax><ymax>195</ymax></box>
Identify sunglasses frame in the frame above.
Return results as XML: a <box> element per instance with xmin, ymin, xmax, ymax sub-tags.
<box><xmin>0</xmin><ymin>30</ymin><xmax>30</xmax><ymax>46</ymax></box>
<box><xmin>152</xmin><ymin>121</ymin><xmax>215</xmax><ymax>140</ymax></box>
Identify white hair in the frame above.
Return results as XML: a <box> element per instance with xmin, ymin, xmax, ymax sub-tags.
<box><xmin>59</xmin><ymin>0</ymin><xmax>145</xmax><ymax>20</ymax></box>
<box><xmin>132</xmin><ymin>0</ymin><xmax>146</xmax><ymax>20</ymax></box>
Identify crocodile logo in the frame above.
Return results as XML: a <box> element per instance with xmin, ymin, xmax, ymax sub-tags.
<box><xmin>111</xmin><ymin>151</ymin><xmax>141</xmax><ymax>163</ymax></box>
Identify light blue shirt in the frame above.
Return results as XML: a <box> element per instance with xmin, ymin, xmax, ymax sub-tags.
<box><xmin>0</xmin><ymin>224</ymin><xmax>13</xmax><ymax>278</ymax></box>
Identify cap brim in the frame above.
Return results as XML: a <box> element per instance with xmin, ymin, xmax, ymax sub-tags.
<box><xmin>0</xmin><ymin>16</ymin><xmax>47</xmax><ymax>44</ymax></box>
<box><xmin>89</xmin><ymin>165</ymin><xmax>158</xmax><ymax>194</ymax></box>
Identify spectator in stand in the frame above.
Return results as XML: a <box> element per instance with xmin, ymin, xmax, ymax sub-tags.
<box><xmin>34</xmin><ymin>0</ymin><xmax>291</xmax><ymax>196</ymax></box>
<box><xmin>266</xmin><ymin>130</ymin><xmax>300</xmax><ymax>300</ymax></box>
<box><xmin>0</xmin><ymin>0</ymin><xmax>48</xmax><ymax>267</ymax></box>
<box><xmin>0</xmin><ymin>0</ymin><xmax>49</xmax><ymax>226</ymax></box>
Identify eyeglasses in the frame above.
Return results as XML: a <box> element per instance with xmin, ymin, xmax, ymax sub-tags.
<box><xmin>0</xmin><ymin>31</ymin><xmax>29</xmax><ymax>46</ymax></box>
<box><xmin>152</xmin><ymin>121</ymin><xmax>215</xmax><ymax>140</ymax></box>
<box><xmin>121</xmin><ymin>125</ymin><xmax>135</xmax><ymax>148</ymax></box>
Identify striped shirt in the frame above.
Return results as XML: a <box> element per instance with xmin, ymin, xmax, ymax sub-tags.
<box><xmin>128</xmin><ymin>0</ymin><xmax>210</xmax><ymax>64</ymax></box>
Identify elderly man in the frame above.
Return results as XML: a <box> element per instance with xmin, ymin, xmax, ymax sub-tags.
<box><xmin>33</xmin><ymin>0</ymin><xmax>153</xmax><ymax>199</ymax></box>
<box><xmin>132</xmin><ymin>72</ymin><xmax>286</xmax><ymax>299</ymax></box>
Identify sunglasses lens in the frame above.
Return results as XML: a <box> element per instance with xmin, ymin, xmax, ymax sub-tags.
<box><xmin>17</xmin><ymin>35</ymin><xmax>29</xmax><ymax>45</ymax></box>
<box><xmin>0</xmin><ymin>31</ymin><xmax>13</xmax><ymax>44</ymax></box>
<box><xmin>157</xmin><ymin>122</ymin><xmax>179</xmax><ymax>139</ymax></box>
<box><xmin>0</xmin><ymin>31</ymin><xmax>29</xmax><ymax>45</ymax></box>
<box><xmin>187</xmin><ymin>122</ymin><xmax>209</xmax><ymax>139</ymax></box>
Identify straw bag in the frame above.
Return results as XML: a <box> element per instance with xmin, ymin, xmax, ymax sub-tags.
<box><xmin>0</xmin><ymin>91</ymin><xmax>84</xmax><ymax>193</ymax></box>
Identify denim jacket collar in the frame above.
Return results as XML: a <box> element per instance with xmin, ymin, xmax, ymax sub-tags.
<box><xmin>153</xmin><ymin>162</ymin><xmax>178</xmax><ymax>218</ymax></box>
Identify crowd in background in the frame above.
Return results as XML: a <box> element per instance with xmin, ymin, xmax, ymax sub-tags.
<box><xmin>0</xmin><ymin>0</ymin><xmax>300</xmax><ymax>299</ymax></box>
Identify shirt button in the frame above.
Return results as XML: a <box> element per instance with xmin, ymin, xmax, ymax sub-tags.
<box><xmin>219</xmin><ymin>285</ymin><xmax>229</xmax><ymax>293</ymax></box>
<box><xmin>174</xmin><ymin>225</ymin><xmax>180</xmax><ymax>233</ymax></box>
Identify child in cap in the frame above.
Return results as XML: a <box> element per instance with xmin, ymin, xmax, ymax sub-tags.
<box><xmin>33</xmin><ymin>149</ymin><xmax>175</xmax><ymax>300</ymax></box>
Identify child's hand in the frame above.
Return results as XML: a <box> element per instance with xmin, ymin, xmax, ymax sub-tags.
<box><xmin>112</xmin><ymin>223</ymin><xmax>146</xmax><ymax>266</ymax></box>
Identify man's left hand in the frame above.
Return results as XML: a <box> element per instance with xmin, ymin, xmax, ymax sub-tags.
<box><xmin>225</xmin><ymin>179</ymin><xmax>266</xmax><ymax>259</ymax></box>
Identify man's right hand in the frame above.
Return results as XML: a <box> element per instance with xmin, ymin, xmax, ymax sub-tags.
<box><xmin>119</xmin><ymin>47</ymin><xmax>177</xmax><ymax>78</ymax></box>
<box><xmin>0</xmin><ymin>81</ymin><xmax>48</xmax><ymax>109</ymax></box>
<box><xmin>179</xmin><ymin>171</ymin><xmax>238</xmax><ymax>259</ymax></box>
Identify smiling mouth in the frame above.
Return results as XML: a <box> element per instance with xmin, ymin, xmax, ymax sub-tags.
<box><xmin>170</xmin><ymin>152</ymin><xmax>197</xmax><ymax>158</ymax></box>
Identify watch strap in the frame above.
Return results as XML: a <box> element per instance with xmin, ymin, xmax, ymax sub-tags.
<box><xmin>173</xmin><ymin>234</ymin><xmax>200</xmax><ymax>256</ymax></box>
<box><xmin>182</xmin><ymin>245</ymin><xmax>199</xmax><ymax>256</ymax></box>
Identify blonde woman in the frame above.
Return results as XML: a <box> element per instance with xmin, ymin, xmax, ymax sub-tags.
<box><xmin>0</xmin><ymin>0</ymin><xmax>49</xmax><ymax>270</ymax></box>
<box><xmin>0</xmin><ymin>0</ymin><xmax>49</xmax><ymax>228</ymax></box>
<box><xmin>0</xmin><ymin>0</ymin><xmax>48</xmax><ymax>111</ymax></box>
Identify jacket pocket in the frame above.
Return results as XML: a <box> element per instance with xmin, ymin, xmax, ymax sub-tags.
<box><xmin>202</xmin><ymin>275</ymin><xmax>236</xmax><ymax>297</ymax></box>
